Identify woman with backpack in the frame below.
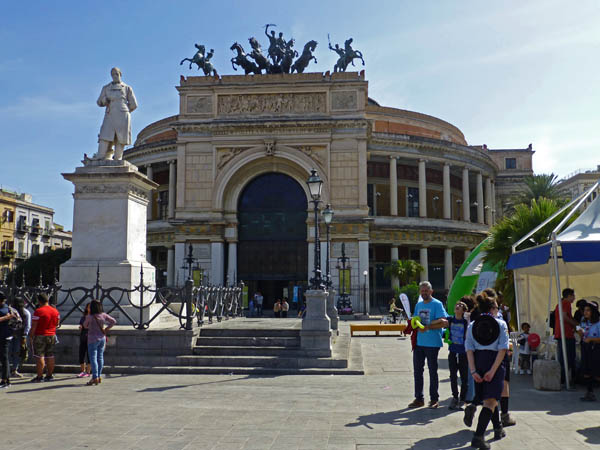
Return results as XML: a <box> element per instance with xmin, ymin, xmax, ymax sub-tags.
<box><xmin>9</xmin><ymin>297</ymin><xmax>31</xmax><ymax>378</ymax></box>
<box><xmin>83</xmin><ymin>300</ymin><xmax>116</xmax><ymax>386</ymax></box>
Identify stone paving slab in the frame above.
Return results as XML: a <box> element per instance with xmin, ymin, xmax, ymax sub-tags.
<box><xmin>2</xmin><ymin>322</ymin><xmax>600</xmax><ymax>449</ymax></box>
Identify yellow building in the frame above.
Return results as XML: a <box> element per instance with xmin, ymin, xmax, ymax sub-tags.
<box><xmin>0</xmin><ymin>189</ymin><xmax>17</xmax><ymax>278</ymax></box>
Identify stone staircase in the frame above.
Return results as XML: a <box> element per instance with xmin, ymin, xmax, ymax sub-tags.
<box><xmin>174</xmin><ymin>326</ymin><xmax>358</xmax><ymax>374</ymax></box>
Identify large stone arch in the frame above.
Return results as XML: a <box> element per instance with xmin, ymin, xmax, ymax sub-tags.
<box><xmin>213</xmin><ymin>145</ymin><xmax>330</xmax><ymax>213</ymax></box>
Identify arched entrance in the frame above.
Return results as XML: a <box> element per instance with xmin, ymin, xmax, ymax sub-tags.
<box><xmin>237</xmin><ymin>172</ymin><xmax>308</xmax><ymax>309</ymax></box>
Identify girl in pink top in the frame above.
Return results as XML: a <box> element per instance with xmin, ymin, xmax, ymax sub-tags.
<box><xmin>83</xmin><ymin>300</ymin><xmax>116</xmax><ymax>386</ymax></box>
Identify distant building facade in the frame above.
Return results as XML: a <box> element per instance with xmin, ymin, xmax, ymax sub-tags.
<box><xmin>557</xmin><ymin>166</ymin><xmax>600</xmax><ymax>204</ymax></box>
<box><xmin>124</xmin><ymin>72</ymin><xmax>533</xmax><ymax>311</ymax></box>
<box><xmin>0</xmin><ymin>188</ymin><xmax>72</xmax><ymax>278</ymax></box>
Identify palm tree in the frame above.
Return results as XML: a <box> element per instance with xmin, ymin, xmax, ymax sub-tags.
<box><xmin>384</xmin><ymin>259</ymin><xmax>424</xmax><ymax>286</ymax></box>
<box><xmin>483</xmin><ymin>197</ymin><xmax>574</xmax><ymax>328</ymax></box>
<box><xmin>509</xmin><ymin>173</ymin><xmax>563</xmax><ymax>210</ymax></box>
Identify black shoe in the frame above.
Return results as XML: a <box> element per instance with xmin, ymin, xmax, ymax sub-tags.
<box><xmin>471</xmin><ymin>435</ymin><xmax>490</xmax><ymax>449</ymax></box>
<box><xmin>494</xmin><ymin>427</ymin><xmax>506</xmax><ymax>440</ymax></box>
<box><xmin>31</xmin><ymin>376</ymin><xmax>43</xmax><ymax>383</ymax></box>
<box><xmin>501</xmin><ymin>412</ymin><xmax>516</xmax><ymax>427</ymax></box>
<box><xmin>44</xmin><ymin>375</ymin><xmax>55</xmax><ymax>382</ymax></box>
<box><xmin>463</xmin><ymin>403</ymin><xmax>477</xmax><ymax>427</ymax></box>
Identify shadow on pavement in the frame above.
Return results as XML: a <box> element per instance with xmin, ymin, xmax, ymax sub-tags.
<box><xmin>577</xmin><ymin>426</ymin><xmax>600</xmax><ymax>445</ymax></box>
<box><xmin>137</xmin><ymin>376</ymin><xmax>250</xmax><ymax>392</ymax></box>
<box><xmin>7</xmin><ymin>382</ymin><xmax>82</xmax><ymax>394</ymax></box>
<box><xmin>408</xmin><ymin>429</ymin><xmax>474</xmax><ymax>450</ymax></box>
<box><xmin>345</xmin><ymin>407</ymin><xmax>446</xmax><ymax>429</ymax></box>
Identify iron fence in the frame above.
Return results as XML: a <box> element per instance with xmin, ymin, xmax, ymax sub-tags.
<box><xmin>0</xmin><ymin>266</ymin><xmax>243</xmax><ymax>331</ymax></box>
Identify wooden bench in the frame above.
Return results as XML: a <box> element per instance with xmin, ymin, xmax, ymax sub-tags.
<box><xmin>350</xmin><ymin>323</ymin><xmax>407</xmax><ymax>337</ymax></box>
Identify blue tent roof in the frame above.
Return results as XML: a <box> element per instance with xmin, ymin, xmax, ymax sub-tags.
<box><xmin>506</xmin><ymin>244</ymin><xmax>551</xmax><ymax>270</ymax></box>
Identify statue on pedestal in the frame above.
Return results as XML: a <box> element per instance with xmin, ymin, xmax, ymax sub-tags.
<box><xmin>328</xmin><ymin>35</ymin><xmax>365</xmax><ymax>73</ymax></box>
<box><xmin>95</xmin><ymin>67</ymin><xmax>137</xmax><ymax>161</ymax></box>
<box><xmin>180</xmin><ymin>44</ymin><xmax>218</xmax><ymax>76</ymax></box>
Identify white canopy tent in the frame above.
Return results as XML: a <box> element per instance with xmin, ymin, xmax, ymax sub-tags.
<box><xmin>506</xmin><ymin>180</ymin><xmax>600</xmax><ymax>388</ymax></box>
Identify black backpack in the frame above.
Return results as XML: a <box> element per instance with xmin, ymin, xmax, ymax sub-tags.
<box><xmin>7</xmin><ymin>306</ymin><xmax>23</xmax><ymax>334</ymax></box>
<box><xmin>549</xmin><ymin>310</ymin><xmax>556</xmax><ymax>330</ymax></box>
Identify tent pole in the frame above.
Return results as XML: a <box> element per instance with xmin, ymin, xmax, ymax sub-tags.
<box><xmin>552</xmin><ymin>232</ymin><xmax>570</xmax><ymax>389</ymax></box>
<box><xmin>511</xmin><ymin>244</ymin><xmax>522</xmax><ymax>332</ymax></box>
<box><xmin>546</xmin><ymin>259</ymin><xmax>554</xmax><ymax>359</ymax></box>
<box><xmin>552</xmin><ymin>179</ymin><xmax>600</xmax><ymax>234</ymax></box>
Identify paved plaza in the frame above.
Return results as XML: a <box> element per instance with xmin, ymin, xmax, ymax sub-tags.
<box><xmin>2</xmin><ymin>321</ymin><xmax>599</xmax><ymax>450</ymax></box>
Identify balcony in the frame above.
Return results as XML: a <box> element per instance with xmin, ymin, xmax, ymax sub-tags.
<box><xmin>16</xmin><ymin>224</ymin><xmax>29</xmax><ymax>234</ymax></box>
<box><xmin>1</xmin><ymin>249</ymin><xmax>15</xmax><ymax>260</ymax></box>
<box><xmin>42</xmin><ymin>228</ymin><xmax>54</xmax><ymax>237</ymax></box>
<box><xmin>15</xmin><ymin>252</ymin><xmax>29</xmax><ymax>260</ymax></box>
<box><xmin>30</xmin><ymin>226</ymin><xmax>42</xmax><ymax>235</ymax></box>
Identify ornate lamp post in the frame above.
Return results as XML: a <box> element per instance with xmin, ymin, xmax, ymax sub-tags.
<box><xmin>306</xmin><ymin>169</ymin><xmax>324</xmax><ymax>290</ymax></box>
<box><xmin>180</xmin><ymin>243</ymin><xmax>201</xmax><ymax>282</ymax></box>
<box><xmin>336</xmin><ymin>243</ymin><xmax>351</xmax><ymax>312</ymax></box>
<box><xmin>180</xmin><ymin>243</ymin><xmax>200</xmax><ymax>330</ymax></box>
<box><xmin>322</xmin><ymin>204</ymin><xmax>334</xmax><ymax>289</ymax></box>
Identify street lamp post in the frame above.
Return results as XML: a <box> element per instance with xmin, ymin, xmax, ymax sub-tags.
<box><xmin>322</xmin><ymin>204</ymin><xmax>334</xmax><ymax>289</ymax></box>
<box><xmin>180</xmin><ymin>243</ymin><xmax>199</xmax><ymax>330</ymax></box>
<box><xmin>336</xmin><ymin>242</ymin><xmax>351</xmax><ymax>312</ymax></box>
<box><xmin>306</xmin><ymin>169</ymin><xmax>324</xmax><ymax>290</ymax></box>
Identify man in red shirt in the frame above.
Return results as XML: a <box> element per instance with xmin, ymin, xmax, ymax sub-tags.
<box><xmin>554</xmin><ymin>288</ymin><xmax>578</xmax><ymax>386</ymax></box>
<box><xmin>29</xmin><ymin>293</ymin><xmax>60</xmax><ymax>382</ymax></box>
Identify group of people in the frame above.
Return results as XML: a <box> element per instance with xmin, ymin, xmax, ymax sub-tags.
<box><xmin>273</xmin><ymin>298</ymin><xmax>290</xmax><ymax>318</ymax></box>
<box><xmin>407</xmin><ymin>282</ymin><xmax>516</xmax><ymax>450</ymax></box>
<box><xmin>0</xmin><ymin>292</ymin><xmax>116</xmax><ymax>388</ymax></box>
<box><xmin>553</xmin><ymin>288</ymin><xmax>600</xmax><ymax>400</ymax></box>
<box><xmin>248</xmin><ymin>292</ymin><xmax>291</xmax><ymax>318</ymax></box>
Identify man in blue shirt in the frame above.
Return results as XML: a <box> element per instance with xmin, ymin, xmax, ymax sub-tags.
<box><xmin>408</xmin><ymin>281</ymin><xmax>449</xmax><ymax>409</ymax></box>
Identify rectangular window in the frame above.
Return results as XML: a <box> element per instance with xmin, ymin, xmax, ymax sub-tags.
<box><xmin>32</xmin><ymin>244</ymin><xmax>39</xmax><ymax>256</ymax></box>
<box><xmin>158</xmin><ymin>190</ymin><xmax>169</xmax><ymax>220</ymax></box>
<box><xmin>407</xmin><ymin>187</ymin><xmax>419</xmax><ymax>217</ymax></box>
<box><xmin>505</xmin><ymin>158</ymin><xmax>517</xmax><ymax>169</ymax></box>
<box><xmin>367</xmin><ymin>184</ymin><xmax>374</xmax><ymax>216</ymax></box>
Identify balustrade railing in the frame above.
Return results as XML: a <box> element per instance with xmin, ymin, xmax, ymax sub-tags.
<box><xmin>0</xmin><ymin>267</ymin><xmax>243</xmax><ymax>331</ymax></box>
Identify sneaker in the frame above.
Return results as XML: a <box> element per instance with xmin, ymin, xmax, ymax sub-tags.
<box><xmin>463</xmin><ymin>404</ymin><xmax>477</xmax><ymax>427</ymax></box>
<box><xmin>527</xmin><ymin>370</ymin><xmax>532</xmax><ymax>375</ymax></box>
<box><xmin>44</xmin><ymin>375</ymin><xmax>55</xmax><ymax>382</ymax></box>
<box><xmin>470</xmin><ymin>435</ymin><xmax>490</xmax><ymax>449</ymax></box>
<box><xmin>84</xmin><ymin>373</ymin><xmax>91</xmax><ymax>377</ymax></box>
<box><xmin>458</xmin><ymin>400</ymin><xmax>466</xmax><ymax>410</ymax></box>
<box><xmin>501</xmin><ymin>413</ymin><xmax>516</xmax><ymax>427</ymax></box>
<box><xmin>0</xmin><ymin>382</ymin><xmax>9</xmax><ymax>389</ymax></box>
<box><xmin>31</xmin><ymin>376</ymin><xmax>43</xmax><ymax>383</ymax></box>
<box><xmin>428</xmin><ymin>400</ymin><xmax>439</xmax><ymax>409</ymax></box>
<box><xmin>11</xmin><ymin>371</ymin><xmax>23</xmax><ymax>379</ymax></box>
<box><xmin>580</xmin><ymin>392</ymin><xmax>597</xmax><ymax>402</ymax></box>
<box><xmin>493</xmin><ymin>427</ymin><xmax>506</xmax><ymax>440</ymax></box>
<box><xmin>449</xmin><ymin>397</ymin><xmax>459</xmax><ymax>410</ymax></box>
<box><xmin>519</xmin><ymin>369</ymin><xmax>524</xmax><ymax>375</ymax></box>
<box><xmin>77</xmin><ymin>372</ymin><xmax>87</xmax><ymax>378</ymax></box>
<box><xmin>408</xmin><ymin>398</ymin><xmax>425</xmax><ymax>408</ymax></box>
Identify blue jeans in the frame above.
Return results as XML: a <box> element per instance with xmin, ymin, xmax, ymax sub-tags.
<box><xmin>413</xmin><ymin>345</ymin><xmax>441</xmax><ymax>401</ymax></box>
<box><xmin>88</xmin><ymin>338</ymin><xmax>106</xmax><ymax>379</ymax></box>
<box><xmin>9</xmin><ymin>336</ymin><xmax>22</xmax><ymax>372</ymax></box>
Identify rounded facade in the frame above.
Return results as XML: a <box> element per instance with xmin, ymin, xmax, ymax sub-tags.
<box><xmin>125</xmin><ymin>72</ymin><xmax>507</xmax><ymax>311</ymax></box>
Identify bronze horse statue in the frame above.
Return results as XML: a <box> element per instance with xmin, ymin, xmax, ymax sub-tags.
<box><xmin>180</xmin><ymin>44</ymin><xmax>218</xmax><ymax>76</ymax></box>
<box><xmin>248</xmin><ymin>37</ymin><xmax>270</xmax><ymax>73</ymax></box>
<box><xmin>230</xmin><ymin>42</ymin><xmax>260</xmax><ymax>75</ymax></box>
<box><xmin>291</xmin><ymin>40</ymin><xmax>318</xmax><ymax>73</ymax></box>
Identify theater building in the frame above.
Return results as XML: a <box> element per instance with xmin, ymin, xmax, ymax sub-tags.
<box><xmin>124</xmin><ymin>72</ymin><xmax>533</xmax><ymax>311</ymax></box>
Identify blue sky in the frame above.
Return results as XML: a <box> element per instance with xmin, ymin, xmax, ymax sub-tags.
<box><xmin>1</xmin><ymin>1</ymin><xmax>599</xmax><ymax>230</ymax></box>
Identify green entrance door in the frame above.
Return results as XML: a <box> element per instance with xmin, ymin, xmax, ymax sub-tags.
<box><xmin>237</xmin><ymin>173</ymin><xmax>308</xmax><ymax>309</ymax></box>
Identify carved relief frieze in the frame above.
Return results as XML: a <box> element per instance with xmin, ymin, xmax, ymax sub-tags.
<box><xmin>331</xmin><ymin>90</ymin><xmax>357</xmax><ymax>111</ymax></box>
<box><xmin>294</xmin><ymin>145</ymin><xmax>328</xmax><ymax>170</ymax></box>
<box><xmin>186</xmin><ymin>95</ymin><xmax>213</xmax><ymax>114</ymax></box>
<box><xmin>74</xmin><ymin>184</ymin><xmax>148</xmax><ymax>200</ymax></box>
<box><xmin>217</xmin><ymin>92</ymin><xmax>326</xmax><ymax>115</ymax></box>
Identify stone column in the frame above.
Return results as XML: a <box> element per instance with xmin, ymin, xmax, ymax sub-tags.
<box><xmin>146</xmin><ymin>164</ymin><xmax>153</xmax><ymax>222</ymax></box>
<box><xmin>389</xmin><ymin>156</ymin><xmax>398</xmax><ymax>216</ymax></box>
<box><xmin>462</xmin><ymin>167</ymin><xmax>470</xmax><ymax>222</ymax></box>
<box><xmin>485</xmin><ymin>177</ymin><xmax>492</xmax><ymax>225</ymax></box>
<box><xmin>227</xmin><ymin>242</ymin><xmax>237</xmax><ymax>286</ymax></box>
<box><xmin>301</xmin><ymin>289</ymin><xmax>332</xmax><ymax>357</ymax></box>
<box><xmin>167</xmin><ymin>246</ymin><xmax>175</xmax><ymax>286</ymax></box>
<box><xmin>168</xmin><ymin>160</ymin><xmax>176</xmax><ymax>219</ymax></box>
<box><xmin>444</xmin><ymin>247</ymin><xmax>453</xmax><ymax>290</ymax></box>
<box><xmin>174</xmin><ymin>242</ymin><xmax>186</xmax><ymax>287</ymax></box>
<box><xmin>210</xmin><ymin>242</ymin><xmax>224</xmax><ymax>286</ymax></box>
<box><xmin>443</xmin><ymin>163</ymin><xmax>451</xmax><ymax>219</ymax></box>
<box><xmin>419</xmin><ymin>159</ymin><xmax>427</xmax><ymax>218</ymax></box>
<box><xmin>359</xmin><ymin>240</ymin><xmax>370</xmax><ymax>314</ymax></box>
<box><xmin>491</xmin><ymin>180</ymin><xmax>497</xmax><ymax>223</ymax></box>
<box><xmin>390</xmin><ymin>246</ymin><xmax>399</xmax><ymax>290</ymax></box>
<box><xmin>476</xmin><ymin>172</ymin><xmax>484</xmax><ymax>224</ymax></box>
<box><xmin>419</xmin><ymin>247</ymin><xmax>429</xmax><ymax>282</ymax></box>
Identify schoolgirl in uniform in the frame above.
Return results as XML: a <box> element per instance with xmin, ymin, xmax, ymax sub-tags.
<box><xmin>465</xmin><ymin>294</ymin><xmax>509</xmax><ymax>449</ymax></box>
<box><xmin>577</xmin><ymin>302</ymin><xmax>600</xmax><ymax>401</ymax></box>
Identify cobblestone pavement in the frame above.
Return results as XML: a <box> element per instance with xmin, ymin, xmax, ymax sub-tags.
<box><xmin>2</xmin><ymin>323</ymin><xmax>599</xmax><ymax>450</ymax></box>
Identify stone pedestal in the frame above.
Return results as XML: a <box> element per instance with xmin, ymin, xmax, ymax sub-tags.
<box><xmin>301</xmin><ymin>289</ymin><xmax>332</xmax><ymax>357</ymax></box>
<box><xmin>59</xmin><ymin>159</ymin><xmax>159</xmax><ymax>323</ymax></box>
<box><xmin>532</xmin><ymin>359</ymin><xmax>561</xmax><ymax>391</ymax></box>
<box><xmin>326</xmin><ymin>288</ymin><xmax>339</xmax><ymax>332</ymax></box>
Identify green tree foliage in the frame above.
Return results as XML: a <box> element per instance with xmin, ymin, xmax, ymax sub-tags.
<box><xmin>508</xmin><ymin>173</ymin><xmax>564</xmax><ymax>211</ymax></box>
<box><xmin>396</xmin><ymin>282</ymin><xmax>419</xmax><ymax>312</ymax></box>
<box><xmin>384</xmin><ymin>259</ymin><xmax>424</xmax><ymax>286</ymax></box>
<box><xmin>484</xmin><ymin>198</ymin><xmax>574</xmax><ymax>328</ymax></box>
<box><xmin>7</xmin><ymin>248</ymin><xmax>71</xmax><ymax>286</ymax></box>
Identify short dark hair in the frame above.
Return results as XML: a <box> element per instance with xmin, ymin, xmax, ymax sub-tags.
<box><xmin>576</xmin><ymin>299</ymin><xmax>588</xmax><ymax>309</ymax></box>
<box><xmin>37</xmin><ymin>293</ymin><xmax>49</xmax><ymax>304</ymax></box>
<box><xmin>90</xmin><ymin>300</ymin><xmax>103</xmax><ymax>315</ymax></box>
<box><xmin>482</xmin><ymin>288</ymin><xmax>497</xmax><ymax>299</ymax></box>
<box><xmin>522</xmin><ymin>322</ymin><xmax>530</xmax><ymax>329</ymax></box>
<box><xmin>476</xmin><ymin>293</ymin><xmax>497</xmax><ymax>314</ymax></box>
<box><xmin>0</xmin><ymin>292</ymin><xmax>6</xmax><ymax>302</ymax></box>
<box><xmin>562</xmin><ymin>288</ymin><xmax>574</xmax><ymax>298</ymax></box>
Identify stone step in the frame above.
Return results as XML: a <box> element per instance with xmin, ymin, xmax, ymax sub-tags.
<box><xmin>195</xmin><ymin>336</ymin><xmax>300</xmax><ymax>347</ymax></box>
<box><xmin>199</xmin><ymin>328</ymin><xmax>300</xmax><ymax>338</ymax></box>
<box><xmin>175</xmin><ymin>355</ymin><xmax>347</xmax><ymax>369</ymax></box>
<box><xmin>192</xmin><ymin>345</ymin><xmax>306</xmax><ymax>357</ymax></box>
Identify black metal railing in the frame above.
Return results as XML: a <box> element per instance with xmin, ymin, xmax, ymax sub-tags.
<box><xmin>0</xmin><ymin>266</ymin><xmax>243</xmax><ymax>331</ymax></box>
